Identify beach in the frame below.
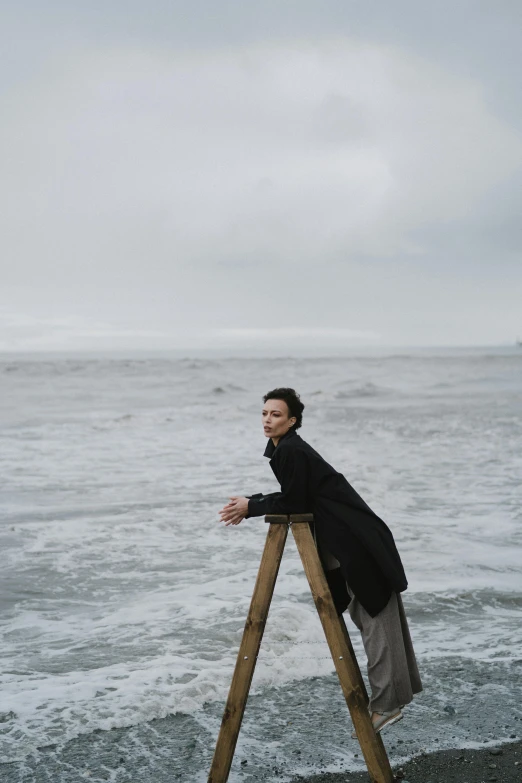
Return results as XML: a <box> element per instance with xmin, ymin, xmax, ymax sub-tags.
<box><xmin>291</xmin><ymin>740</ymin><xmax>522</xmax><ymax>783</ymax></box>
<box><xmin>1</xmin><ymin>349</ymin><xmax>521</xmax><ymax>782</ymax></box>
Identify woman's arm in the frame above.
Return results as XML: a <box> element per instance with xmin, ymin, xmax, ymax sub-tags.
<box><xmin>247</xmin><ymin>448</ymin><xmax>310</xmax><ymax>517</ymax></box>
<box><xmin>219</xmin><ymin>448</ymin><xmax>310</xmax><ymax>525</ymax></box>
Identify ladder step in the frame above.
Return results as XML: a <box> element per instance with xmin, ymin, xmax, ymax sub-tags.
<box><xmin>265</xmin><ymin>513</ymin><xmax>314</xmax><ymax>523</ymax></box>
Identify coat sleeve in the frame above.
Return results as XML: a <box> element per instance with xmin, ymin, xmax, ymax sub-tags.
<box><xmin>246</xmin><ymin>448</ymin><xmax>310</xmax><ymax>517</ymax></box>
<box><xmin>244</xmin><ymin>492</ymin><xmax>280</xmax><ymax>518</ymax></box>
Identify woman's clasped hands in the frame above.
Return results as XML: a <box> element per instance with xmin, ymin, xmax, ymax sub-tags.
<box><xmin>219</xmin><ymin>496</ymin><xmax>249</xmax><ymax>526</ymax></box>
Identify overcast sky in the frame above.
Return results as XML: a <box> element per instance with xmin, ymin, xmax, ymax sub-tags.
<box><xmin>2</xmin><ymin>1</ymin><xmax>522</xmax><ymax>353</ymax></box>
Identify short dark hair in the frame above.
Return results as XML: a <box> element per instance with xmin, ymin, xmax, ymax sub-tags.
<box><xmin>263</xmin><ymin>388</ymin><xmax>304</xmax><ymax>430</ymax></box>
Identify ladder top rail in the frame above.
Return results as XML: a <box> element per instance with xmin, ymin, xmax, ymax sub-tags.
<box><xmin>265</xmin><ymin>513</ymin><xmax>314</xmax><ymax>524</ymax></box>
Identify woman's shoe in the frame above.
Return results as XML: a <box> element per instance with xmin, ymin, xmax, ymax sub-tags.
<box><xmin>351</xmin><ymin>708</ymin><xmax>403</xmax><ymax>739</ymax></box>
<box><xmin>373</xmin><ymin>709</ymin><xmax>403</xmax><ymax>733</ymax></box>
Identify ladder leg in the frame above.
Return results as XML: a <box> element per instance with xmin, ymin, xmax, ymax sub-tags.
<box><xmin>291</xmin><ymin>522</ymin><xmax>394</xmax><ymax>783</ymax></box>
<box><xmin>208</xmin><ymin>522</ymin><xmax>289</xmax><ymax>783</ymax></box>
<box><xmin>338</xmin><ymin>613</ymin><xmax>391</xmax><ymax>760</ymax></box>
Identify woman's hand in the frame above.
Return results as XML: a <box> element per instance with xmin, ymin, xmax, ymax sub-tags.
<box><xmin>219</xmin><ymin>496</ymin><xmax>249</xmax><ymax>526</ymax></box>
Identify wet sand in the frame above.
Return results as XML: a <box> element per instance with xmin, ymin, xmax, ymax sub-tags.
<box><xmin>2</xmin><ymin>655</ymin><xmax>520</xmax><ymax>781</ymax></box>
<box><xmin>290</xmin><ymin>739</ymin><xmax>522</xmax><ymax>783</ymax></box>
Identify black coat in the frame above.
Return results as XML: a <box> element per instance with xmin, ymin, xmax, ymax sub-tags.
<box><xmin>247</xmin><ymin>429</ymin><xmax>408</xmax><ymax>617</ymax></box>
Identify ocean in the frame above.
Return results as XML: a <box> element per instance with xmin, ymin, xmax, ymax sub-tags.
<box><xmin>1</xmin><ymin>348</ymin><xmax>521</xmax><ymax>781</ymax></box>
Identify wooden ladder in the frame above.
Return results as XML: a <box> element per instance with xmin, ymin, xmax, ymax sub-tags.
<box><xmin>207</xmin><ymin>514</ymin><xmax>395</xmax><ymax>783</ymax></box>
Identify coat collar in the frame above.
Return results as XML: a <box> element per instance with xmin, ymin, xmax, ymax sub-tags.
<box><xmin>263</xmin><ymin>427</ymin><xmax>298</xmax><ymax>458</ymax></box>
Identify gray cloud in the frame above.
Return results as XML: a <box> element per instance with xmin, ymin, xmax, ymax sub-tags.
<box><xmin>1</xmin><ymin>4</ymin><xmax>522</xmax><ymax>350</ymax></box>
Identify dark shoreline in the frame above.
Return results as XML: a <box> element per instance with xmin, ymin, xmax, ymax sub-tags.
<box><xmin>290</xmin><ymin>739</ymin><xmax>522</xmax><ymax>782</ymax></box>
<box><xmin>2</xmin><ymin>656</ymin><xmax>520</xmax><ymax>781</ymax></box>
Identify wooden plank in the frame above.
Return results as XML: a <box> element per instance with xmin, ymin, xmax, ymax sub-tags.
<box><xmin>291</xmin><ymin>522</ymin><xmax>394</xmax><ymax>783</ymax></box>
<box><xmin>264</xmin><ymin>514</ymin><xmax>289</xmax><ymax>523</ymax></box>
<box><xmin>338</xmin><ymin>613</ymin><xmax>390</xmax><ymax>759</ymax></box>
<box><xmin>265</xmin><ymin>513</ymin><xmax>314</xmax><ymax>523</ymax></box>
<box><xmin>207</xmin><ymin>523</ymin><xmax>288</xmax><ymax>783</ymax></box>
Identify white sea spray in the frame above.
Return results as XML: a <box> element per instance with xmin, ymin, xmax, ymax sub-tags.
<box><xmin>1</xmin><ymin>349</ymin><xmax>521</xmax><ymax>771</ymax></box>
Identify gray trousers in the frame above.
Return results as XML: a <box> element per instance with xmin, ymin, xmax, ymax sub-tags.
<box><xmin>315</xmin><ymin>534</ymin><xmax>422</xmax><ymax>714</ymax></box>
<box><xmin>346</xmin><ymin>584</ymin><xmax>423</xmax><ymax>713</ymax></box>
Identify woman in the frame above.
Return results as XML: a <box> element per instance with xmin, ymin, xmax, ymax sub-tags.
<box><xmin>219</xmin><ymin>387</ymin><xmax>422</xmax><ymax>735</ymax></box>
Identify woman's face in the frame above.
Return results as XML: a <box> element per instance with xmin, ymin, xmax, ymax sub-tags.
<box><xmin>262</xmin><ymin>399</ymin><xmax>296</xmax><ymax>440</ymax></box>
